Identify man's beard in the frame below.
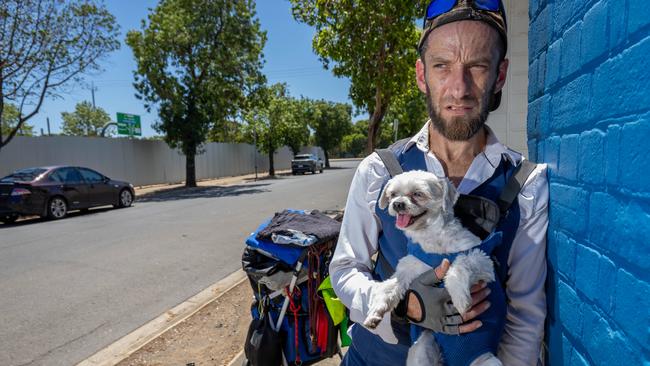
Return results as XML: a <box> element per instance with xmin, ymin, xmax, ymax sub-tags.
<box><xmin>426</xmin><ymin>83</ymin><xmax>492</xmax><ymax>141</ymax></box>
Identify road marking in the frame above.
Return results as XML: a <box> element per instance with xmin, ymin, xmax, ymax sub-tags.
<box><xmin>76</xmin><ymin>269</ymin><xmax>247</xmax><ymax>366</ymax></box>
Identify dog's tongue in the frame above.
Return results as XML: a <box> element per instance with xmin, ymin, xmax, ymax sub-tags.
<box><xmin>396</xmin><ymin>214</ymin><xmax>412</xmax><ymax>228</ymax></box>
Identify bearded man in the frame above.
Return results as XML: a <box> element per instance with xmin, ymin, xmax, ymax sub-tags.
<box><xmin>330</xmin><ymin>1</ymin><xmax>549</xmax><ymax>365</ymax></box>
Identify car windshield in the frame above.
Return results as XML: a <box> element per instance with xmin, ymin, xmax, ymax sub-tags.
<box><xmin>294</xmin><ymin>155</ymin><xmax>312</xmax><ymax>160</ymax></box>
<box><xmin>0</xmin><ymin>168</ymin><xmax>47</xmax><ymax>183</ymax></box>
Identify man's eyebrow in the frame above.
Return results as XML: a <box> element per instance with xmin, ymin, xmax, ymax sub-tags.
<box><xmin>427</xmin><ymin>56</ymin><xmax>452</xmax><ymax>64</ymax></box>
<box><xmin>426</xmin><ymin>56</ymin><xmax>493</xmax><ymax>65</ymax></box>
<box><xmin>466</xmin><ymin>57</ymin><xmax>492</xmax><ymax>65</ymax></box>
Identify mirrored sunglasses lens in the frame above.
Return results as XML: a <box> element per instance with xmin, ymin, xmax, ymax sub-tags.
<box><xmin>474</xmin><ymin>0</ymin><xmax>501</xmax><ymax>11</ymax></box>
<box><xmin>426</xmin><ymin>0</ymin><xmax>457</xmax><ymax>19</ymax></box>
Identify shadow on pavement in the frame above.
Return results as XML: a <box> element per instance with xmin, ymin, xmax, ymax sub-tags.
<box><xmin>0</xmin><ymin>207</ymin><xmax>119</xmax><ymax>229</ymax></box>
<box><xmin>322</xmin><ymin>166</ymin><xmax>354</xmax><ymax>170</ymax></box>
<box><xmin>137</xmin><ymin>183</ymin><xmax>271</xmax><ymax>203</ymax></box>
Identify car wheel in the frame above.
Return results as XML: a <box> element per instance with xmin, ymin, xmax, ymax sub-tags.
<box><xmin>1</xmin><ymin>214</ymin><xmax>19</xmax><ymax>224</ymax></box>
<box><xmin>311</xmin><ymin>166</ymin><xmax>316</xmax><ymax>174</ymax></box>
<box><xmin>117</xmin><ymin>189</ymin><xmax>134</xmax><ymax>208</ymax></box>
<box><xmin>48</xmin><ymin>196</ymin><xmax>68</xmax><ymax>220</ymax></box>
<box><xmin>320</xmin><ymin>165</ymin><xmax>324</xmax><ymax>173</ymax></box>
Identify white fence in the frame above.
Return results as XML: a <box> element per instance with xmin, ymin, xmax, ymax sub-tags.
<box><xmin>0</xmin><ymin>136</ymin><xmax>323</xmax><ymax>186</ymax></box>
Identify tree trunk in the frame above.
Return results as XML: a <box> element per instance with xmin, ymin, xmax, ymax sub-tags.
<box><xmin>324</xmin><ymin>149</ymin><xmax>330</xmax><ymax>168</ymax></box>
<box><xmin>268</xmin><ymin>150</ymin><xmax>275</xmax><ymax>177</ymax></box>
<box><xmin>366</xmin><ymin>93</ymin><xmax>388</xmax><ymax>154</ymax></box>
<box><xmin>185</xmin><ymin>150</ymin><xmax>197</xmax><ymax>187</ymax></box>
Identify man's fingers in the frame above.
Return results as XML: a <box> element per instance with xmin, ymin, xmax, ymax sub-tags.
<box><xmin>434</xmin><ymin>259</ymin><xmax>450</xmax><ymax>280</ymax></box>
<box><xmin>470</xmin><ymin>281</ymin><xmax>487</xmax><ymax>294</ymax></box>
<box><xmin>458</xmin><ymin>320</ymin><xmax>483</xmax><ymax>334</ymax></box>
<box><xmin>471</xmin><ymin>287</ymin><xmax>491</xmax><ymax>307</ymax></box>
<box><xmin>461</xmin><ymin>300</ymin><xmax>491</xmax><ymax>322</ymax></box>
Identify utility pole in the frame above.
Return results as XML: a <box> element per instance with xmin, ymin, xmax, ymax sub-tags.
<box><xmin>46</xmin><ymin>117</ymin><xmax>51</xmax><ymax>135</ymax></box>
<box><xmin>90</xmin><ymin>82</ymin><xmax>97</xmax><ymax>108</ymax></box>
<box><xmin>393</xmin><ymin>119</ymin><xmax>399</xmax><ymax>142</ymax></box>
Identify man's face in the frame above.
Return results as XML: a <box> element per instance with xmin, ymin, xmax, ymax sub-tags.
<box><xmin>416</xmin><ymin>21</ymin><xmax>509</xmax><ymax>141</ymax></box>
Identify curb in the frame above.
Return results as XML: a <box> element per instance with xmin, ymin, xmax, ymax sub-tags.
<box><xmin>77</xmin><ymin>269</ymin><xmax>248</xmax><ymax>366</ymax></box>
<box><xmin>226</xmin><ymin>350</ymin><xmax>245</xmax><ymax>366</ymax></box>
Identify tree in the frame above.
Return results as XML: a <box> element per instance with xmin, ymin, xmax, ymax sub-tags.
<box><xmin>0</xmin><ymin>0</ymin><xmax>120</xmax><ymax>151</ymax></box>
<box><xmin>383</xmin><ymin>76</ymin><xmax>429</xmax><ymax>143</ymax></box>
<box><xmin>243</xmin><ymin>83</ymin><xmax>306</xmax><ymax>176</ymax></box>
<box><xmin>61</xmin><ymin>101</ymin><xmax>112</xmax><ymax>136</ymax></box>
<box><xmin>127</xmin><ymin>0</ymin><xmax>266</xmax><ymax>187</ymax></box>
<box><xmin>302</xmin><ymin>99</ymin><xmax>352</xmax><ymax>168</ymax></box>
<box><xmin>281</xmin><ymin>99</ymin><xmax>310</xmax><ymax>156</ymax></box>
<box><xmin>1</xmin><ymin>104</ymin><xmax>33</xmax><ymax>137</ymax></box>
<box><xmin>290</xmin><ymin>0</ymin><xmax>426</xmax><ymax>153</ymax></box>
<box><xmin>340</xmin><ymin>130</ymin><xmax>366</xmax><ymax>158</ymax></box>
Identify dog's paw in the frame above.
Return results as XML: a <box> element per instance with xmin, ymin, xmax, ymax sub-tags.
<box><xmin>448</xmin><ymin>287</ymin><xmax>472</xmax><ymax>314</ymax></box>
<box><xmin>363</xmin><ymin>313</ymin><xmax>384</xmax><ymax>329</ymax></box>
<box><xmin>364</xmin><ymin>279</ymin><xmax>402</xmax><ymax>329</ymax></box>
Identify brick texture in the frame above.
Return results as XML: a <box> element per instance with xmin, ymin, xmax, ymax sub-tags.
<box><xmin>528</xmin><ymin>1</ymin><xmax>650</xmax><ymax>364</ymax></box>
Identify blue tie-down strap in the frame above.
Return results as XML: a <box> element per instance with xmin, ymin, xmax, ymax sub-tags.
<box><xmin>407</xmin><ymin>231</ymin><xmax>507</xmax><ymax>366</ymax></box>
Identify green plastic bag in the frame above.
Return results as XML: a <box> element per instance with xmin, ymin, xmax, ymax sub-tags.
<box><xmin>318</xmin><ymin>276</ymin><xmax>352</xmax><ymax>347</ymax></box>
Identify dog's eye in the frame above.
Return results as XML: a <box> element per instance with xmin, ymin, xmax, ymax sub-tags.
<box><xmin>412</xmin><ymin>191</ymin><xmax>423</xmax><ymax>198</ymax></box>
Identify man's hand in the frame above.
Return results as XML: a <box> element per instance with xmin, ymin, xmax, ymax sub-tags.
<box><xmin>405</xmin><ymin>259</ymin><xmax>492</xmax><ymax>334</ymax></box>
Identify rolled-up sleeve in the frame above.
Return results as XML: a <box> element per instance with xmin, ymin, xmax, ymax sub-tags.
<box><xmin>329</xmin><ymin>155</ymin><xmax>400</xmax><ymax>343</ymax></box>
<box><xmin>498</xmin><ymin>164</ymin><xmax>549</xmax><ymax>365</ymax></box>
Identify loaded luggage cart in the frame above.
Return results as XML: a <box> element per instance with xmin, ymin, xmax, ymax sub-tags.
<box><xmin>242</xmin><ymin>210</ymin><xmax>347</xmax><ymax>366</ymax></box>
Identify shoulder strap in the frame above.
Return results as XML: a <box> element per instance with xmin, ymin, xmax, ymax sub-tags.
<box><xmin>374</xmin><ymin>149</ymin><xmax>403</xmax><ymax>178</ymax></box>
<box><xmin>496</xmin><ymin>159</ymin><xmax>538</xmax><ymax>217</ymax></box>
<box><xmin>374</xmin><ymin>138</ymin><xmax>410</xmax><ymax>178</ymax></box>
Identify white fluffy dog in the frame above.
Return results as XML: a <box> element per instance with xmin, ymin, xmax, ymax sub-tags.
<box><xmin>364</xmin><ymin>170</ymin><xmax>501</xmax><ymax>366</ymax></box>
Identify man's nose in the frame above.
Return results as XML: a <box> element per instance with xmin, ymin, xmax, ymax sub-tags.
<box><xmin>392</xmin><ymin>201</ymin><xmax>406</xmax><ymax>211</ymax></box>
<box><xmin>449</xmin><ymin>66</ymin><xmax>471</xmax><ymax>100</ymax></box>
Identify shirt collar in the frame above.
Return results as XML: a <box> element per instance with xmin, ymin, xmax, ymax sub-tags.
<box><xmin>405</xmin><ymin>120</ymin><xmax>520</xmax><ymax>167</ymax></box>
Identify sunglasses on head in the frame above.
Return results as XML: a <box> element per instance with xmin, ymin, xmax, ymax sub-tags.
<box><xmin>425</xmin><ymin>0</ymin><xmax>502</xmax><ymax>24</ymax></box>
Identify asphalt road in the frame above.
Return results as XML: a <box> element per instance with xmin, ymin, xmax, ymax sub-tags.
<box><xmin>0</xmin><ymin>160</ymin><xmax>359</xmax><ymax>366</ymax></box>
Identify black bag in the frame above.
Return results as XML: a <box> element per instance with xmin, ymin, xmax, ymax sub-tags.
<box><xmin>244</xmin><ymin>299</ymin><xmax>284</xmax><ymax>366</ymax></box>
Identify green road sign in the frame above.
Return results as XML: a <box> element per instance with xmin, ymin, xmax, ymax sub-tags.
<box><xmin>117</xmin><ymin>112</ymin><xmax>142</xmax><ymax>136</ymax></box>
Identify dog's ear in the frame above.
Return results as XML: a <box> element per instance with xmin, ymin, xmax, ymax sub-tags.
<box><xmin>441</xmin><ymin>179</ymin><xmax>459</xmax><ymax>213</ymax></box>
<box><xmin>378</xmin><ymin>181</ymin><xmax>392</xmax><ymax>210</ymax></box>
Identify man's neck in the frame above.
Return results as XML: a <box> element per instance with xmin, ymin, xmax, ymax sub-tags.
<box><xmin>428</xmin><ymin>123</ymin><xmax>487</xmax><ymax>186</ymax></box>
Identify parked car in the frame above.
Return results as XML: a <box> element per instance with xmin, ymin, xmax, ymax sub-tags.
<box><xmin>0</xmin><ymin>166</ymin><xmax>135</xmax><ymax>223</ymax></box>
<box><xmin>291</xmin><ymin>154</ymin><xmax>324</xmax><ymax>175</ymax></box>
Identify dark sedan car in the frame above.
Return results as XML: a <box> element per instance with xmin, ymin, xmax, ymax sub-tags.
<box><xmin>0</xmin><ymin>166</ymin><xmax>135</xmax><ymax>224</ymax></box>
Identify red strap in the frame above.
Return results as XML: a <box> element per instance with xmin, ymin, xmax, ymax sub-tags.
<box><xmin>287</xmin><ymin>286</ymin><xmax>302</xmax><ymax>364</ymax></box>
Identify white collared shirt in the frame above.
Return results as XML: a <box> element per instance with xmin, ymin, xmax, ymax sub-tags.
<box><xmin>330</xmin><ymin>122</ymin><xmax>549</xmax><ymax>366</ymax></box>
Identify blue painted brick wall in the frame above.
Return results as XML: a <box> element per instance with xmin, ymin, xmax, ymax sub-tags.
<box><xmin>528</xmin><ymin>1</ymin><xmax>650</xmax><ymax>364</ymax></box>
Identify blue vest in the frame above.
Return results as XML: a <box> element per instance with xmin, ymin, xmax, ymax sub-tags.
<box><xmin>342</xmin><ymin>143</ymin><xmax>521</xmax><ymax>366</ymax></box>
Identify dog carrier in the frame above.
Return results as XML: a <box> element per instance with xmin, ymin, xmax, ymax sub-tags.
<box><xmin>242</xmin><ymin>210</ymin><xmax>345</xmax><ymax>366</ymax></box>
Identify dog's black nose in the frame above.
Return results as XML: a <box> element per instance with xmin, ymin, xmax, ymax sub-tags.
<box><xmin>392</xmin><ymin>201</ymin><xmax>405</xmax><ymax>211</ymax></box>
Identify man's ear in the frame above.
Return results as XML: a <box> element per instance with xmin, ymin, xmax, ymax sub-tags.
<box><xmin>378</xmin><ymin>181</ymin><xmax>392</xmax><ymax>210</ymax></box>
<box><xmin>494</xmin><ymin>58</ymin><xmax>509</xmax><ymax>93</ymax></box>
<box><xmin>441</xmin><ymin>179</ymin><xmax>459</xmax><ymax>213</ymax></box>
<box><xmin>416</xmin><ymin>59</ymin><xmax>427</xmax><ymax>94</ymax></box>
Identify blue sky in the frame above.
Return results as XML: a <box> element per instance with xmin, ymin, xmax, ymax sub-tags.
<box><xmin>33</xmin><ymin>0</ymin><xmax>353</xmax><ymax>137</ymax></box>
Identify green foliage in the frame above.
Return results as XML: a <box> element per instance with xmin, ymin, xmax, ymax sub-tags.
<box><xmin>383</xmin><ymin>76</ymin><xmax>429</xmax><ymax>143</ymax></box>
<box><xmin>0</xmin><ymin>0</ymin><xmax>120</xmax><ymax>150</ymax></box>
<box><xmin>61</xmin><ymin>101</ymin><xmax>112</xmax><ymax>137</ymax></box>
<box><xmin>127</xmin><ymin>0</ymin><xmax>266</xmax><ymax>186</ymax></box>
<box><xmin>290</xmin><ymin>0</ymin><xmax>427</xmax><ymax>152</ymax></box>
<box><xmin>300</xmin><ymin>98</ymin><xmax>352</xmax><ymax>167</ymax></box>
<box><xmin>209</xmin><ymin>120</ymin><xmax>246</xmax><ymax>143</ymax></box>
<box><xmin>1</xmin><ymin>104</ymin><xmax>34</xmax><ymax>137</ymax></box>
<box><xmin>340</xmin><ymin>131</ymin><xmax>367</xmax><ymax>158</ymax></box>
<box><xmin>243</xmin><ymin>83</ymin><xmax>308</xmax><ymax>175</ymax></box>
